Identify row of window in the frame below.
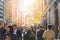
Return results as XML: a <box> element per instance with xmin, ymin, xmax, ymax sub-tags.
<box><xmin>0</xmin><ymin>0</ymin><xmax>4</xmax><ymax>22</ymax></box>
<box><xmin>0</xmin><ymin>11</ymin><xmax>4</xmax><ymax>22</ymax></box>
<box><xmin>0</xmin><ymin>7</ymin><xmax>3</xmax><ymax>11</ymax></box>
<box><xmin>0</xmin><ymin>18</ymin><xmax>4</xmax><ymax>22</ymax></box>
<box><xmin>0</xmin><ymin>0</ymin><xmax>3</xmax><ymax>1</ymax></box>
<box><xmin>0</xmin><ymin>0</ymin><xmax>4</xmax><ymax>6</ymax></box>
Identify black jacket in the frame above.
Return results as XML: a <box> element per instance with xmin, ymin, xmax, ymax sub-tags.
<box><xmin>11</xmin><ymin>29</ymin><xmax>22</xmax><ymax>40</ymax></box>
<box><xmin>37</xmin><ymin>30</ymin><xmax>44</xmax><ymax>40</ymax></box>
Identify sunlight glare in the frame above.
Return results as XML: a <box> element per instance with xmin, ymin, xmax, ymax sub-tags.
<box><xmin>19</xmin><ymin>0</ymin><xmax>35</xmax><ymax>16</ymax></box>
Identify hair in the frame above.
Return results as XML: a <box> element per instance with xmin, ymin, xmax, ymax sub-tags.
<box><xmin>8</xmin><ymin>26</ymin><xmax>13</xmax><ymax>31</ymax></box>
<box><xmin>48</xmin><ymin>25</ymin><xmax>52</xmax><ymax>30</ymax></box>
<box><xmin>6</xmin><ymin>27</ymin><xmax>11</xmax><ymax>32</ymax></box>
<box><xmin>8</xmin><ymin>26</ymin><xmax>13</xmax><ymax>34</ymax></box>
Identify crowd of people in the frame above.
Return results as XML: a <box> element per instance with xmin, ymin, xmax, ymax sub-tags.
<box><xmin>0</xmin><ymin>23</ymin><xmax>56</xmax><ymax>40</ymax></box>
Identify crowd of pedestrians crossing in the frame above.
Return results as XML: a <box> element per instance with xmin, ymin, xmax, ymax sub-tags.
<box><xmin>0</xmin><ymin>23</ymin><xmax>56</xmax><ymax>40</ymax></box>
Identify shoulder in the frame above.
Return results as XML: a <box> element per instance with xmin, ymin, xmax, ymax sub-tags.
<box><xmin>51</xmin><ymin>30</ymin><xmax>55</xmax><ymax>34</ymax></box>
<box><xmin>17</xmin><ymin>30</ymin><xmax>21</xmax><ymax>33</ymax></box>
<box><xmin>44</xmin><ymin>30</ymin><xmax>48</xmax><ymax>33</ymax></box>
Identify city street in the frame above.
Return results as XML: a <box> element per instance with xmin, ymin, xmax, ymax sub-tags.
<box><xmin>0</xmin><ymin>0</ymin><xmax>60</xmax><ymax>40</ymax></box>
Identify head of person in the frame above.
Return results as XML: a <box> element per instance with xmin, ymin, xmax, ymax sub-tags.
<box><xmin>48</xmin><ymin>25</ymin><xmax>52</xmax><ymax>30</ymax></box>
<box><xmin>8</xmin><ymin>26</ymin><xmax>13</xmax><ymax>30</ymax></box>
<box><xmin>8</xmin><ymin>25</ymin><xmax>13</xmax><ymax>29</ymax></box>
<box><xmin>13</xmin><ymin>24</ymin><xmax>17</xmax><ymax>30</ymax></box>
<box><xmin>5</xmin><ymin>35</ymin><xmax>11</xmax><ymax>40</ymax></box>
<box><xmin>6</xmin><ymin>27</ymin><xmax>10</xmax><ymax>32</ymax></box>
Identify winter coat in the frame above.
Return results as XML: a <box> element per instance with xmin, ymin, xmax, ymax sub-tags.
<box><xmin>42</xmin><ymin>30</ymin><xmax>55</xmax><ymax>40</ymax></box>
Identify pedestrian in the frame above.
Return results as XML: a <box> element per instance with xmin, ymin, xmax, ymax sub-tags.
<box><xmin>42</xmin><ymin>25</ymin><xmax>55</xmax><ymax>40</ymax></box>
<box><xmin>11</xmin><ymin>24</ymin><xmax>21</xmax><ymax>40</ymax></box>
<box><xmin>37</xmin><ymin>27</ymin><xmax>44</xmax><ymax>40</ymax></box>
<box><xmin>0</xmin><ymin>23</ymin><xmax>6</xmax><ymax>40</ymax></box>
<box><xmin>2</xmin><ymin>26</ymin><xmax>11</xmax><ymax>40</ymax></box>
<box><xmin>24</xmin><ymin>29</ymin><xmax>35</xmax><ymax>40</ymax></box>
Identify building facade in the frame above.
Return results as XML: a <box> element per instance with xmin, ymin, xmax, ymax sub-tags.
<box><xmin>0</xmin><ymin>0</ymin><xmax>4</xmax><ymax>23</ymax></box>
<box><xmin>44</xmin><ymin>0</ymin><xmax>59</xmax><ymax>38</ymax></box>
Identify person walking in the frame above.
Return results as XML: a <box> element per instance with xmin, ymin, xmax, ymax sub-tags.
<box><xmin>11</xmin><ymin>24</ymin><xmax>21</xmax><ymax>40</ymax></box>
<box><xmin>0</xmin><ymin>23</ymin><xmax>6</xmax><ymax>40</ymax></box>
<box><xmin>42</xmin><ymin>25</ymin><xmax>55</xmax><ymax>40</ymax></box>
<box><xmin>2</xmin><ymin>26</ymin><xmax>11</xmax><ymax>40</ymax></box>
<box><xmin>24</xmin><ymin>29</ymin><xmax>35</xmax><ymax>40</ymax></box>
<box><xmin>37</xmin><ymin>27</ymin><xmax>44</xmax><ymax>40</ymax></box>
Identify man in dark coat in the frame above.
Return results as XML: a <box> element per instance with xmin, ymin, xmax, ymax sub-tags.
<box><xmin>0</xmin><ymin>23</ymin><xmax>6</xmax><ymax>40</ymax></box>
<box><xmin>11</xmin><ymin>24</ymin><xmax>22</xmax><ymax>40</ymax></box>
<box><xmin>37</xmin><ymin>28</ymin><xmax>44</xmax><ymax>40</ymax></box>
<box><xmin>24</xmin><ymin>29</ymin><xmax>35</xmax><ymax>40</ymax></box>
